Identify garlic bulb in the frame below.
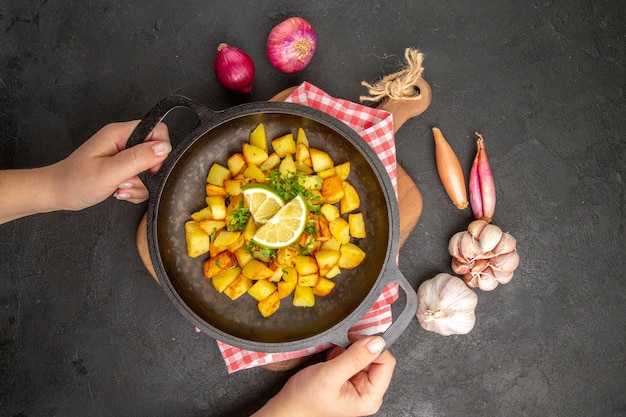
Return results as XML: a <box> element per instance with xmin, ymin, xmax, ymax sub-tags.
<box><xmin>416</xmin><ymin>273</ymin><xmax>478</xmax><ymax>336</ymax></box>
<box><xmin>449</xmin><ymin>220</ymin><xmax>519</xmax><ymax>291</ymax></box>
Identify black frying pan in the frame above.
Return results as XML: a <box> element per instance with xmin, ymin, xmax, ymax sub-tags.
<box><xmin>127</xmin><ymin>95</ymin><xmax>417</xmax><ymax>353</ymax></box>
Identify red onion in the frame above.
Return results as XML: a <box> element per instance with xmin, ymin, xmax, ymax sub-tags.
<box><xmin>266</xmin><ymin>17</ymin><xmax>316</xmax><ymax>73</ymax></box>
<box><xmin>214</xmin><ymin>43</ymin><xmax>255</xmax><ymax>93</ymax></box>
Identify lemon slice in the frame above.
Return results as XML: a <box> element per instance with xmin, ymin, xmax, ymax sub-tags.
<box><xmin>252</xmin><ymin>195</ymin><xmax>308</xmax><ymax>248</ymax></box>
<box><xmin>242</xmin><ymin>184</ymin><xmax>284</xmax><ymax>224</ymax></box>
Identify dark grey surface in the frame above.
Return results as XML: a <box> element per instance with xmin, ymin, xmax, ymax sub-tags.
<box><xmin>1</xmin><ymin>1</ymin><xmax>624</xmax><ymax>416</ymax></box>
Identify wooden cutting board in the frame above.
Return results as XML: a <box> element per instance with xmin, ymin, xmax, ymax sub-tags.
<box><xmin>135</xmin><ymin>81</ymin><xmax>431</xmax><ymax>370</ymax></box>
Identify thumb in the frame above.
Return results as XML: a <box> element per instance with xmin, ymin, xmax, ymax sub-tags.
<box><xmin>107</xmin><ymin>140</ymin><xmax>172</xmax><ymax>181</ymax></box>
<box><xmin>325</xmin><ymin>336</ymin><xmax>386</xmax><ymax>381</ymax></box>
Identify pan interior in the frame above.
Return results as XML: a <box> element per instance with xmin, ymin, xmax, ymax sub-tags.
<box><xmin>157</xmin><ymin>111</ymin><xmax>391</xmax><ymax>343</ymax></box>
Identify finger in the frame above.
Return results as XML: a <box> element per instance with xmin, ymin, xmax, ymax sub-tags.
<box><xmin>113</xmin><ymin>176</ymin><xmax>147</xmax><ymax>201</ymax></box>
<box><xmin>105</xmin><ymin>139</ymin><xmax>172</xmax><ymax>184</ymax></box>
<box><xmin>362</xmin><ymin>349</ymin><xmax>396</xmax><ymax>391</ymax></box>
<box><xmin>93</xmin><ymin>121</ymin><xmax>170</xmax><ymax>155</ymax></box>
<box><xmin>114</xmin><ymin>181</ymin><xmax>149</xmax><ymax>204</ymax></box>
<box><xmin>324</xmin><ymin>336</ymin><xmax>387</xmax><ymax>382</ymax></box>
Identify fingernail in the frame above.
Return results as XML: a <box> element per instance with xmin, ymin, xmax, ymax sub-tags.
<box><xmin>117</xmin><ymin>183</ymin><xmax>133</xmax><ymax>189</ymax></box>
<box><xmin>367</xmin><ymin>336</ymin><xmax>386</xmax><ymax>354</ymax></box>
<box><xmin>151</xmin><ymin>142</ymin><xmax>172</xmax><ymax>157</ymax></box>
<box><xmin>114</xmin><ymin>192</ymin><xmax>130</xmax><ymax>200</ymax></box>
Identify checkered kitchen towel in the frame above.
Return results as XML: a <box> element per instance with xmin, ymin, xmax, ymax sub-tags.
<box><xmin>218</xmin><ymin>82</ymin><xmax>400</xmax><ymax>373</ymax></box>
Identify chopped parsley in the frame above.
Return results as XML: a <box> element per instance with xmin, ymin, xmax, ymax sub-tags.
<box><xmin>227</xmin><ymin>202</ymin><xmax>251</xmax><ymax>232</ymax></box>
<box><xmin>266</xmin><ymin>169</ymin><xmax>321</xmax><ymax>213</ymax></box>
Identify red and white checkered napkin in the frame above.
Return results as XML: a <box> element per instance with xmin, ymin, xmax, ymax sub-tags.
<box><xmin>217</xmin><ymin>81</ymin><xmax>400</xmax><ymax>373</ymax></box>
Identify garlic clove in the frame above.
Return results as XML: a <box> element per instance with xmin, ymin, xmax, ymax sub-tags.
<box><xmin>492</xmin><ymin>268</ymin><xmax>515</xmax><ymax>284</ymax></box>
<box><xmin>493</xmin><ymin>232</ymin><xmax>517</xmax><ymax>256</ymax></box>
<box><xmin>464</xmin><ymin>272</ymin><xmax>479</xmax><ymax>288</ymax></box>
<box><xmin>460</xmin><ymin>232</ymin><xmax>481</xmax><ymax>262</ymax></box>
<box><xmin>451</xmin><ymin>257</ymin><xmax>471</xmax><ymax>275</ymax></box>
<box><xmin>478</xmin><ymin>224</ymin><xmax>503</xmax><ymax>253</ymax></box>
<box><xmin>477</xmin><ymin>268</ymin><xmax>499</xmax><ymax>291</ymax></box>
<box><xmin>448</xmin><ymin>231</ymin><xmax>465</xmax><ymax>260</ymax></box>
<box><xmin>491</xmin><ymin>251</ymin><xmax>520</xmax><ymax>272</ymax></box>
<box><xmin>467</xmin><ymin>219</ymin><xmax>488</xmax><ymax>239</ymax></box>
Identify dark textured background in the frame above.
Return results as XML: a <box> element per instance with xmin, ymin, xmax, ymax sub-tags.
<box><xmin>1</xmin><ymin>1</ymin><xmax>624</xmax><ymax>416</ymax></box>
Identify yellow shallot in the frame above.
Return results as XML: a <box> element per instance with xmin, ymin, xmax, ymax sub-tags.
<box><xmin>432</xmin><ymin>127</ymin><xmax>468</xmax><ymax>209</ymax></box>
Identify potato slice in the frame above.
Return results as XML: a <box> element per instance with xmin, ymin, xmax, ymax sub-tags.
<box><xmin>277</xmin><ymin>267</ymin><xmax>298</xmax><ymax>299</ymax></box>
<box><xmin>203</xmin><ymin>251</ymin><xmax>238</xmax><ymax>278</ymax></box>
<box><xmin>348</xmin><ymin>213</ymin><xmax>366</xmax><ymax>239</ymax></box>
<box><xmin>207</xmin><ymin>163</ymin><xmax>232</xmax><ymax>187</ymax></box>
<box><xmin>334</xmin><ymin>161</ymin><xmax>351</xmax><ymax>181</ymax></box>
<box><xmin>184</xmin><ymin>221</ymin><xmax>211</xmax><ymax>258</ymax></box>
<box><xmin>316</xmin><ymin>214</ymin><xmax>332</xmax><ymax>242</ymax></box>
<box><xmin>314</xmin><ymin>249</ymin><xmax>340</xmax><ymax>277</ymax></box>
<box><xmin>277</xmin><ymin>280</ymin><xmax>297</xmax><ymax>299</ymax></box>
<box><xmin>209</xmin><ymin>239</ymin><xmax>227</xmax><ymax>258</ymax></box>
<box><xmin>257</xmin><ymin>291</ymin><xmax>280</xmax><ymax>317</ymax></box>
<box><xmin>243</xmin><ymin>216</ymin><xmax>257</xmax><ymax>241</ymax></box>
<box><xmin>313</xmin><ymin>277</ymin><xmax>336</xmax><ymax>296</ymax></box>
<box><xmin>212</xmin><ymin>267</ymin><xmax>241</xmax><ymax>293</ymax></box>
<box><xmin>232</xmin><ymin>248</ymin><xmax>251</xmax><ymax>269</ymax></box>
<box><xmin>296</xmin><ymin>141</ymin><xmax>312</xmax><ymax>165</ymax></box>
<box><xmin>320</xmin><ymin>204</ymin><xmax>340</xmax><ymax>222</ymax></box>
<box><xmin>249</xmin><ymin>123</ymin><xmax>268</xmax><ymax>152</ymax></box>
<box><xmin>324</xmin><ymin>264</ymin><xmax>342</xmax><ymax>279</ymax></box>
<box><xmin>197</xmin><ymin>219</ymin><xmax>227</xmax><ymax>236</ymax></box>
<box><xmin>298</xmin><ymin>273</ymin><xmax>319</xmax><ymax>287</ymax></box>
<box><xmin>242</xmin><ymin>259</ymin><xmax>275</xmax><ymax>280</ymax></box>
<box><xmin>272</xmin><ymin>133</ymin><xmax>296</xmax><ymax>158</ymax></box>
<box><xmin>242</xmin><ymin>163</ymin><xmax>267</xmax><ymax>183</ymax></box>
<box><xmin>279</xmin><ymin>154</ymin><xmax>297</xmax><ymax>176</ymax></box>
<box><xmin>320</xmin><ymin>237</ymin><xmax>341</xmax><ymax>252</ymax></box>
<box><xmin>227</xmin><ymin>153</ymin><xmax>246</xmax><ymax>177</ymax></box>
<box><xmin>276</xmin><ymin>247</ymin><xmax>299</xmax><ymax>267</ymax></box>
<box><xmin>293</xmin><ymin>285</ymin><xmax>315</xmax><ymax>307</ymax></box>
<box><xmin>212</xmin><ymin>229</ymin><xmax>241</xmax><ymax>249</ymax></box>
<box><xmin>248</xmin><ymin>280</ymin><xmax>277</xmax><ymax>302</ymax></box>
<box><xmin>191</xmin><ymin>206</ymin><xmax>213</xmax><ymax>221</ymax></box>
<box><xmin>317</xmin><ymin>167</ymin><xmax>336</xmax><ymax>179</ymax></box>
<box><xmin>226</xmin><ymin>193</ymin><xmax>244</xmax><ymax>214</ymax></box>
<box><xmin>296</xmin><ymin>127</ymin><xmax>309</xmax><ymax>146</ymax></box>
<box><xmin>227</xmin><ymin>233</ymin><xmax>245</xmax><ymax>253</ymax></box>
<box><xmin>243</xmin><ymin>143</ymin><xmax>269</xmax><ymax>166</ymax></box>
<box><xmin>224</xmin><ymin>179</ymin><xmax>246</xmax><ymax>196</ymax></box>
<box><xmin>329</xmin><ymin>217</ymin><xmax>350</xmax><ymax>244</ymax></box>
<box><xmin>295</xmin><ymin>254</ymin><xmax>319</xmax><ymax>276</ymax></box>
<box><xmin>260</xmin><ymin>152</ymin><xmax>281</xmax><ymax>171</ymax></box>
<box><xmin>321</xmin><ymin>175</ymin><xmax>345</xmax><ymax>204</ymax></box>
<box><xmin>206</xmin><ymin>196</ymin><xmax>227</xmax><ymax>220</ymax></box>
<box><xmin>340</xmin><ymin>181</ymin><xmax>360</xmax><ymax>214</ymax></box>
<box><xmin>206</xmin><ymin>184</ymin><xmax>227</xmax><ymax>197</ymax></box>
<box><xmin>338</xmin><ymin>242</ymin><xmax>366</xmax><ymax>269</ymax></box>
<box><xmin>224</xmin><ymin>274</ymin><xmax>253</xmax><ymax>300</ymax></box>
<box><xmin>310</xmin><ymin>148</ymin><xmax>334</xmax><ymax>172</ymax></box>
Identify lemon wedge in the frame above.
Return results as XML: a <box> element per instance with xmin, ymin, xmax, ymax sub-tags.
<box><xmin>242</xmin><ymin>184</ymin><xmax>284</xmax><ymax>224</ymax></box>
<box><xmin>252</xmin><ymin>195</ymin><xmax>308</xmax><ymax>248</ymax></box>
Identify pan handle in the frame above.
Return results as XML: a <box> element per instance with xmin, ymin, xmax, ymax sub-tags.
<box><xmin>125</xmin><ymin>95</ymin><xmax>215</xmax><ymax>190</ymax></box>
<box><xmin>330</xmin><ymin>267</ymin><xmax>417</xmax><ymax>350</ymax></box>
<box><xmin>378</xmin><ymin>267</ymin><xmax>418</xmax><ymax>348</ymax></box>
